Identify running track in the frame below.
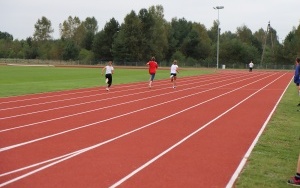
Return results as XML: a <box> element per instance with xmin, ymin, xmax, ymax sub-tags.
<box><xmin>0</xmin><ymin>70</ymin><xmax>293</xmax><ymax>187</ymax></box>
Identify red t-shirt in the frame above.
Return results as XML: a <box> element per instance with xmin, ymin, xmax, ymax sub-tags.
<box><xmin>148</xmin><ymin>61</ymin><xmax>158</xmax><ymax>74</ymax></box>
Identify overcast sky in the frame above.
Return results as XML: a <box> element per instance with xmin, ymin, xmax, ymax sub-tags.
<box><xmin>1</xmin><ymin>0</ymin><xmax>299</xmax><ymax>42</ymax></box>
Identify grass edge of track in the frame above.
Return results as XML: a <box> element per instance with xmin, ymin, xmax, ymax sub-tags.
<box><xmin>235</xmin><ymin>82</ymin><xmax>300</xmax><ymax>188</ymax></box>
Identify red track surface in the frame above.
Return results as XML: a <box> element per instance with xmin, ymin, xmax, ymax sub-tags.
<box><xmin>0</xmin><ymin>70</ymin><xmax>293</xmax><ymax>188</ymax></box>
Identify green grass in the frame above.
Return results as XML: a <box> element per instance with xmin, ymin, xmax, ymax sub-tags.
<box><xmin>0</xmin><ymin>65</ymin><xmax>213</xmax><ymax>97</ymax></box>
<box><xmin>1</xmin><ymin>65</ymin><xmax>299</xmax><ymax>187</ymax></box>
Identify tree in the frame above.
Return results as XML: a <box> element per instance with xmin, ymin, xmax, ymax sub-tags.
<box><xmin>93</xmin><ymin>18</ymin><xmax>119</xmax><ymax>60</ymax></box>
<box><xmin>112</xmin><ymin>11</ymin><xmax>143</xmax><ymax>62</ymax></box>
<box><xmin>83</xmin><ymin>17</ymin><xmax>98</xmax><ymax>34</ymax></box>
<box><xmin>59</xmin><ymin>16</ymin><xmax>81</xmax><ymax>39</ymax></box>
<box><xmin>138</xmin><ymin>8</ymin><xmax>155</xmax><ymax>60</ymax></box>
<box><xmin>147</xmin><ymin>5</ymin><xmax>169</xmax><ymax>61</ymax></box>
<box><xmin>220</xmin><ymin>37</ymin><xmax>259</xmax><ymax>65</ymax></box>
<box><xmin>62</xmin><ymin>40</ymin><xmax>80</xmax><ymax>60</ymax></box>
<box><xmin>24</xmin><ymin>37</ymin><xmax>38</xmax><ymax>59</ymax></box>
<box><xmin>236</xmin><ymin>25</ymin><xmax>253</xmax><ymax>44</ymax></box>
<box><xmin>207</xmin><ymin>21</ymin><xmax>218</xmax><ymax>43</ymax></box>
<box><xmin>282</xmin><ymin>24</ymin><xmax>300</xmax><ymax>62</ymax></box>
<box><xmin>181</xmin><ymin>23</ymin><xmax>211</xmax><ymax>61</ymax></box>
<box><xmin>33</xmin><ymin>16</ymin><xmax>54</xmax><ymax>41</ymax></box>
<box><xmin>81</xmin><ymin>17</ymin><xmax>98</xmax><ymax>50</ymax></box>
<box><xmin>0</xmin><ymin>31</ymin><xmax>13</xmax><ymax>40</ymax></box>
<box><xmin>167</xmin><ymin>18</ymin><xmax>192</xmax><ymax>61</ymax></box>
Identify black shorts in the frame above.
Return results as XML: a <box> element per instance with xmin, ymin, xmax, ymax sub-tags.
<box><xmin>170</xmin><ymin>73</ymin><xmax>177</xmax><ymax>77</ymax></box>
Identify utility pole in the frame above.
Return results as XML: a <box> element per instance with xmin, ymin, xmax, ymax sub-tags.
<box><xmin>260</xmin><ymin>21</ymin><xmax>274</xmax><ymax>67</ymax></box>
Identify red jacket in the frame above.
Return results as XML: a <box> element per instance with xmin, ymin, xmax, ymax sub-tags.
<box><xmin>148</xmin><ymin>61</ymin><xmax>158</xmax><ymax>74</ymax></box>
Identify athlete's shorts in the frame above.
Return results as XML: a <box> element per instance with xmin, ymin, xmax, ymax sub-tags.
<box><xmin>170</xmin><ymin>73</ymin><xmax>177</xmax><ymax>77</ymax></box>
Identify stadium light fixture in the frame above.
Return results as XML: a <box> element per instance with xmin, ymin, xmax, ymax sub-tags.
<box><xmin>213</xmin><ymin>6</ymin><xmax>224</xmax><ymax>69</ymax></box>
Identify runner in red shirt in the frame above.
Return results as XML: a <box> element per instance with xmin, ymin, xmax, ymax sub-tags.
<box><xmin>146</xmin><ymin>56</ymin><xmax>158</xmax><ymax>88</ymax></box>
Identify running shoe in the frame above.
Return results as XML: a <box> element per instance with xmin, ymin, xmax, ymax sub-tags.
<box><xmin>287</xmin><ymin>176</ymin><xmax>300</xmax><ymax>186</ymax></box>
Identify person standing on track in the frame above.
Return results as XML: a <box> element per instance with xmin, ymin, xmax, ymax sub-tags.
<box><xmin>146</xmin><ymin>56</ymin><xmax>158</xmax><ymax>88</ymax></box>
<box><xmin>294</xmin><ymin>57</ymin><xmax>300</xmax><ymax>106</ymax></box>
<box><xmin>170</xmin><ymin>60</ymin><xmax>179</xmax><ymax>88</ymax></box>
<box><xmin>101</xmin><ymin>61</ymin><xmax>114</xmax><ymax>91</ymax></box>
<box><xmin>287</xmin><ymin>154</ymin><xmax>300</xmax><ymax>186</ymax></box>
<box><xmin>249</xmin><ymin>60</ymin><xmax>254</xmax><ymax>72</ymax></box>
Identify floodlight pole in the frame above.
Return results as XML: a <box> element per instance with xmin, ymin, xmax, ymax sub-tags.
<box><xmin>214</xmin><ymin>6</ymin><xmax>224</xmax><ymax>69</ymax></box>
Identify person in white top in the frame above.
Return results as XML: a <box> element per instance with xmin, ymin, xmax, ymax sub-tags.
<box><xmin>249</xmin><ymin>61</ymin><xmax>254</xmax><ymax>72</ymax></box>
<box><xmin>170</xmin><ymin>60</ymin><xmax>179</xmax><ymax>88</ymax></box>
<box><xmin>101</xmin><ymin>61</ymin><xmax>114</xmax><ymax>91</ymax></box>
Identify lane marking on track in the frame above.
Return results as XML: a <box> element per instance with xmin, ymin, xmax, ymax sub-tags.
<box><xmin>225</xmin><ymin>77</ymin><xmax>293</xmax><ymax>188</ymax></box>
<box><xmin>0</xmin><ymin>73</ymin><xmax>230</xmax><ymax>111</ymax></box>
<box><xmin>0</xmin><ymin>71</ymin><xmax>261</xmax><ymax>108</ymax></box>
<box><xmin>0</xmin><ymin>73</ymin><xmax>256</xmax><ymax>132</ymax></box>
<box><xmin>0</xmin><ymin>73</ymin><xmax>272</xmax><ymax>151</ymax></box>
<box><xmin>0</xmin><ymin>73</ymin><xmax>285</xmax><ymax>187</ymax></box>
<box><xmin>0</xmin><ymin>74</ymin><xmax>235</xmax><ymax>118</ymax></box>
<box><xmin>0</xmin><ymin>72</ymin><xmax>271</xmax><ymax>132</ymax></box>
<box><xmin>109</xmin><ymin>73</ymin><xmax>288</xmax><ymax>188</ymax></box>
<box><xmin>0</xmin><ymin>73</ymin><xmax>219</xmax><ymax>105</ymax></box>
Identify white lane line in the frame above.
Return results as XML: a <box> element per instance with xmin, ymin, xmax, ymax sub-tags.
<box><xmin>0</xmin><ymin>74</ymin><xmax>232</xmax><ymax>120</ymax></box>
<box><xmin>0</xmin><ymin>74</ymin><xmax>248</xmax><ymax>131</ymax></box>
<box><xmin>0</xmin><ymin>71</ymin><xmax>253</xmax><ymax>108</ymax></box>
<box><xmin>0</xmin><ymin>71</ymin><xmax>264</xmax><ymax>106</ymax></box>
<box><xmin>0</xmin><ymin>73</ymin><xmax>271</xmax><ymax>151</ymax></box>
<box><xmin>0</xmin><ymin>73</ymin><xmax>284</xmax><ymax>187</ymax></box>
<box><xmin>0</xmin><ymin>74</ymin><xmax>211</xmax><ymax>105</ymax></box>
<box><xmin>225</xmin><ymin>76</ymin><xmax>292</xmax><ymax>188</ymax></box>
<box><xmin>0</xmin><ymin>75</ymin><xmax>176</xmax><ymax>105</ymax></box>
<box><xmin>0</xmin><ymin>75</ymin><xmax>210</xmax><ymax>111</ymax></box>
<box><xmin>109</xmin><ymin>73</ymin><xmax>287</xmax><ymax>188</ymax></box>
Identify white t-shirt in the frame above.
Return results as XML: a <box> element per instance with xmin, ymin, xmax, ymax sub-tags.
<box><xmin>105</xmin><ymin>65</ymin><xmax>114</xmax><ymax>74</ymax></box>
<box><xmin>170</xmin><ymin>64</ymin><xmax>178</xmax><ymax>74</ymax></box>
<box><xmin>249</xmin><ymin>62</ymin><xmax>254</xmax><ymax>68</ymax></box>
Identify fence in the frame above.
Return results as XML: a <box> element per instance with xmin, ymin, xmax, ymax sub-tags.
<box><xmin>0</xmin><ymin>58</ymin><xmax>296</xmax><ymax>70</ymax></box>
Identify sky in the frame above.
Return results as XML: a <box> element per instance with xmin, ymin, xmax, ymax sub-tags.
<box><xmin>1</xmin><ymin>0</ymin><xmax>299</xmax><ymax>42</ymax></box>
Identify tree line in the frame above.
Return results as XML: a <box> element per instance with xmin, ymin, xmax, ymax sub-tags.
<box><xmin>0</xmin><ymin>5</ymin><xmax>299</xmax><ymax>67</ymax></box>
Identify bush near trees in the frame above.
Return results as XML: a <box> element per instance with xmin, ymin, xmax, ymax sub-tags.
<box><xmin>0</xmin><ymin>5</ymin><xmax>299</xmax><ymax>67</ymax></box>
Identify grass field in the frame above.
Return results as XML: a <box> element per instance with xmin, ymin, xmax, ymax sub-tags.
<box><xmin>0</xmin><ymin>65</ymin><xmax>299</xmax><ymax>187</ymax></box>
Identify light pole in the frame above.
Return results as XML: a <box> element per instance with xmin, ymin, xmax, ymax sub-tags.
<box><xmin>213</xmin><ymin>6</ymin><xmax>224</xmax><ymax>69</ymax></box>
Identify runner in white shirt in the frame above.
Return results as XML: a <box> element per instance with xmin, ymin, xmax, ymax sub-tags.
<box><xmin>170</xmin><ymin>60</ymin><xmax>179</xmax><ymax>88</ymax></box>
<box><xmin>249</xmin><ymin>61</ymin><xmax>254</xmax><ymax>72</ymax></box>
<box><xmin>101</xmin><ymin>61</ymin><xmax>114</xmax><ymax>91</ymax></box>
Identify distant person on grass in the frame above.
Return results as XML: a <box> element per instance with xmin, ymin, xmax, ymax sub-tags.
<box><xmin>249</xmin><ymin>60</ymin><xmax>254</xmax><ymax>72</ymax></box>
<box><xmin>170</xmin><ymin>60</ymin><xmax>179</xmax><ymax>88</ymax></box>
<box><xmin>287</xmin><ymin>154</ymin><xmax>300</xmax><ymax>186</ymax></box>
<box><xmin>146</xmin><ymin>56</ymin><xmax>158</xmax><ymax>88</ymax></box>
<box><xmin>101</xmin><ymin>61</ymin><xmax>114</xmax><ymax>91</ymax></box>
<box><xmin>294</xmin><ymin>57</ymin><xmax>300</xmax><ymax>106</ymax></box>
